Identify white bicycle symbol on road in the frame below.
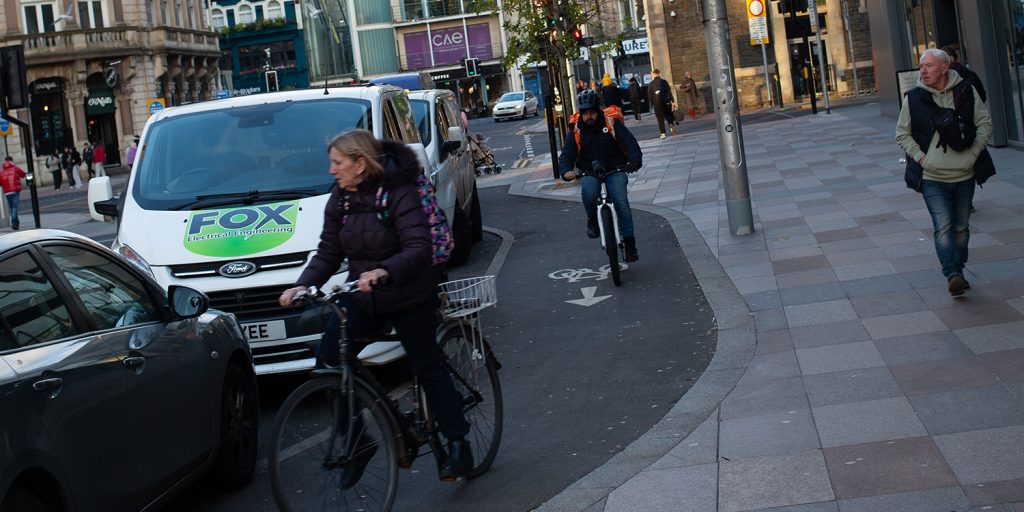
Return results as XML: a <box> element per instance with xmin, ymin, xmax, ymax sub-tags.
<box><xmin>548</xmin><ymin>264</ymin><xmax>630</xmax><ymax>283</ymax></box>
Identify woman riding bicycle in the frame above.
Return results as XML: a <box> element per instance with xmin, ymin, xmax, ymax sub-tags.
<box><xmin>278</xmin><ymin>129</ymin><xmax>473</xmax><ymax>480</ymax></box>
<box><xmin>559</xmin><ymin>89</ymin><xmax>643</xmax><ymax>262</ymax></box>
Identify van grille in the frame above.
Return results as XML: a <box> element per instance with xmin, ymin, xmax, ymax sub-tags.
<box><xmin>207</xmin><ymin>285</ymin><xmax>291</xmax><ymax>321</ymax></box>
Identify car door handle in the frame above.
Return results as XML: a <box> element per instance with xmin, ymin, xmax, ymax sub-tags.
<box><xmin>32</xmin><ymin>377</ymin><xmax>64</xmax><ymax>392</ymax></box>
<box><xmin>123</xmin><ymin>356</ymin><xmax>146</xmax><ymax>369</ymax></box>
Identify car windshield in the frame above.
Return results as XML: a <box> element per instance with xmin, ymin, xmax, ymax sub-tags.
<box><xmin>132</xmin><ymin>98</ymin><xmax>372</xmax><ymax>210</ymax></box>
<box><xmin>499</xmin><ymin>92</ymin><xmax>524</xmax><ymax>102</ymax></box>
<box><xmin>410</xmin><ymin>99</ymin><xmax>431</xmax><ymax>147</ymax></box>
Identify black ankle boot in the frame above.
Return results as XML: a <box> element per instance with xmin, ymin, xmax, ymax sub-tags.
<box><xmin>439</xmin><ymin>440</ymin><xmax>473</xmax><ymax>481</ymax></box>
<box><xmin>624</xmin><ymin>237</ymin><xmax>638</xmax><ymax>262</ymax></box>
<box><xmin>586</xmin><ymin>217</ymin><xmax>599</xmax><ymax>239</ymax></box>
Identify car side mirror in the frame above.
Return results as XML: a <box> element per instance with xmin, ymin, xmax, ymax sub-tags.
<box><xmin>88</xmin><ymin>177</ymin><xmax>117</xmax><ymax>222</ymax></box>
<box><xmin>168</xmin><ymin>285</ymin><xmax>209</xmax><ymax>319</ymax></box>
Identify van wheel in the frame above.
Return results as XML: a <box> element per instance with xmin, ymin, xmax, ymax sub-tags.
<box><xmin>470</xmin><ymin>183</ymin><xmax>483</xmax><ymax>243</ymax></box>
<box><xmin>210</xmin><ymin>364</ymin><xmax>258</xmax><ymax>490</ymax></box>
<box><xmin>449</xmin><ymin>208</ymin><xmax>472</xmax><ymax>267</ymax></box>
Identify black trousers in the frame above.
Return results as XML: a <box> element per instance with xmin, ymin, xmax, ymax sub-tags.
<box><xmin>316</xmin><ymin>294</ymin><xmax>470</xmax><ymax>440</ymax></box>
<box><xmin>653</xmin><ymin>107</ymin><xmax>669</xmax><ymax>134</ymax></box>
<box><xmin>51</xmin><ymin>170</ymin><xmax>62</xmax><ymax>190</ymax></box>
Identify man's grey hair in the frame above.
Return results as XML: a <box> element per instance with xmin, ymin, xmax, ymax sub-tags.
<box><xmin>920</xmin><ymin>48</ymin><xmax>950</xmax><ymax>65</ymax></box>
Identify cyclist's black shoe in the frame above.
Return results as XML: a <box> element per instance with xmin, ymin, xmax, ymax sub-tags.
<box><xmin>624</xmin><ymin>237</ymin><xmax>639</xmax><ymax>262</ymax></box>
<box><xmin>587</xmin><ymin>217</ymin><xmax>599</xmax><ymax>239</ymax></box>
<box><xmin>439</xmin><ymin>440</ymin><xmax>473</xmax><ymax>481</ymax></box>
<box><xmin>339</xmin><ymin>436</ymin><xmax>378</xmax><ymax>489</ymax></box>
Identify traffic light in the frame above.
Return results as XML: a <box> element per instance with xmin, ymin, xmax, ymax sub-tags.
<box><xmin>465</xmin><ymin>57</ymin><xmax>478</xmax><ymax>77</ymax></box>
<box><xmin>572</xmin><ymin>27</ymin><xmax>583</xmax><ymax>44</ymax></box>
<box><xmin>265</xmin><ymin>70</ymin><xmax>279</xmax><ymax>92</ymax></box>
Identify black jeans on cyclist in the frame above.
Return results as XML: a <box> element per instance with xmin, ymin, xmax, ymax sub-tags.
<box><xmin>316</xmin><ymin>294</ymin><xmax>471</xmax><ymax>440</ymax></box>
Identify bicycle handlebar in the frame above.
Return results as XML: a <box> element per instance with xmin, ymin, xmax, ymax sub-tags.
<box><xmin>290</xmin><ymin>281</ymin><xmax>359</xmax><ymax>307</ymax></box>
<box><xmin>578</xmin><ymin>161</ymin><xmax>628</xmax><ymax>179</ymax></box>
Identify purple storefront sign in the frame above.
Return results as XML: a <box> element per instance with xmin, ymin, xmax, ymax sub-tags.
<box><xmin>404</xmin><ymin>23</ymin><xmax>493</xmax><ymax>70</ymax></box>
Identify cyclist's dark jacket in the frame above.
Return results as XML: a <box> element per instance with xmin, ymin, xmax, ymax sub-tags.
<box><xmin>558</xmin><ymin>113</ymin><xmax>642</xmax><ymax>179</ymax></box>
<box><xmin>298</xmin><ymin>141</ymin><xmax>436</xmax><ymax>315</ymax></box>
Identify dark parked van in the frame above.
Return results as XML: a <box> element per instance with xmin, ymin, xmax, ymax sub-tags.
<box><xmin>369</xmin><ymin>72</ymin><xmax>436</xmax><ymax>91</ymax></box>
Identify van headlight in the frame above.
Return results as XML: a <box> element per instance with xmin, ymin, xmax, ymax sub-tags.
<box><xmin>111</xmin><ymin>240</ymin><xmax>154</xmax><ymax>277</ymax></box>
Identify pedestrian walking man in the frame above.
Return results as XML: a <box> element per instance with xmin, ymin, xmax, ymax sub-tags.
<box><xmin>82</xmin><ymin>142</ymin><xmax>94</xmax><ymax>179</ymax></box>
<box><xmin>896</xmin><ymin>48</ymin><xmax>993</xmax><ymax>296</ymax></box>
<box><xmin>647</xmin><ymin>69</ymin><xmax>676</xmax><ymax>138</ymax></box>
<box><xmin>1</xmin><ymin>156</ymin><xmax>27</xmax><ymax>230</ymax></box>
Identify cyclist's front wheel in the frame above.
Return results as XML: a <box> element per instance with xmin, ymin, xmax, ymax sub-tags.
<box><xmin>440</xmin><ymin>322</ymin><xmax>504</xmax><ymax>478</ymax></box>
<box><xmin>601</xmin><ymin>206</ymin><xmax>622</xmax><ymax>286</ymax></box>
<box><xmin>269</xmin><ymin>376</ymin><xmax>399</xmax><ymax>512</ymax></box>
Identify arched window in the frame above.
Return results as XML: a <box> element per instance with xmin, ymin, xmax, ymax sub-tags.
<box><xmin>211</xmin><ymin>7</ymin><xmax>225</xmax><ymax>28</ymax></box>
<box><xmin>266</xmin><ymin>0</ymin><xmax>283</xmax><ymax>19</ymax></box>
<box><xmin>236</xmin><ymin>4</ymin><xmax>254</xmax><ymax>24</ymax></box>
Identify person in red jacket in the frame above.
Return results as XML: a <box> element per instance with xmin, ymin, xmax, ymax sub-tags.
<box><xmin>92</xmin><ymin>141</ymin><xmax>107</xmax><ymax>177</ymax></box>
<box><xmin>1</xmin><ymin>156</ymin><xmax>27</xmax><ymax>230</ymax></box>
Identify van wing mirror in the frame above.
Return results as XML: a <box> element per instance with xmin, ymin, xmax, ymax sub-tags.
<box><xmin>88</xmin><ymin>177</ymin><xmax>117</xmax><ymax>222</ymax></box>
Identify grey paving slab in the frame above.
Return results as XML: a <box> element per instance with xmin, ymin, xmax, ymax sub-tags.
<box><xmin>890</xmin><ymin>356</ymin><xmax>1002</xmax><ymax>395</ymax></box>
<box><xmin>795</xmin><ymin>341</ymin><xmax>886</xmax><ymax>376</ymax></box>
<box><xmin>718</xmin><ymin>451</ymin><xmax>835</xmax><ymax>512</ymax></box>
<box><xmin>747</xmin><ymin>503</ymin><xmax>839</xmax><ymax>512</ymax></box>
<box><xmin>784</xmin><ymin>300</ymin><xmax>858</xmax><ymax>328</ymax></box>
<box><xmin>835</xmin><ymin>486</ymin><xmax>969</xmax><ymax>512</ymax></box>
<box><xmin>848</xmin><ymin>290</ymin><xmax>931</xmax><ymax>319</ymax></box>
<box><xmin>822</xmin><ymin>436</ymin><xmax>959</xmax><ymax>499</ymax></box>
<box><xmin>789</xmin><ymin>320</ymin><xmax>871</xmax><ymax>349</ymax></box>
<box><xmin>736</xmin><ymin>351</ymin><xmax>802</xmax><ymax>385</ymax></box>
<box><xmin>872</xmin><ymin>330</ymin><xmax>973</xmax><ymax>365</ymax></box>
<box><xmin>812</xmin><ymin>397</ymin><xmax>928</xmax><ymax>447</ymax></box>
<box><xmin>954</xmin><ymin>320</ymin><xmax>1024</xmax><ymax>354</ymax></box>
<box><xmin>647</xmin><ymin>412</ymin><xmax>719</xmax><ymax>470</ymax></box>
<box><xmin>962</xmin><ymin>478</ymin><xmax>1024</xmax><ymax>507</ymax></box>
<box><xmin>720</xmin><ymin>376</ymin><xmax>810</xmax><ymax>420</ymax></box>
<box><xmin>756</xmin><ymin>329</ymin><xmax>794</xmax><ymax>355</ymax></box>
<box><xmin>803</xmin><ymin>366</ymin><xmax>904</xmax><ymax>407</ymax></box>
<box><xmin>859</xmin><ymin>310</ymin><xmax>948</xmax><ymax>340</ymax></box>
<box><xmin>778</xmin><ymin>282</ymin><xmax>849</xmax><ymax>307</ymax></box>
<box><xmin>908</xmin><ymin>384</ymin><xmax>1024</xmax><ymax>436</ymax></box>
<box><xmin>934</xmin><ymin>426</ymin><xmax>1024</xmax><ymax>484</ymax></box>
<box><xmin>603</xmin><ymin>463</ymin><xmax>718</xmax><ymax>512</ymax></box>
<box><xmin>976</xmin><ymin>348</ymin><xmax>1024</xmax><ymax>383</ymax></box>
<box><xmin>720</xmin><ymin>409</ymin><xmax>820</xmax><ymax>459</ymax></box>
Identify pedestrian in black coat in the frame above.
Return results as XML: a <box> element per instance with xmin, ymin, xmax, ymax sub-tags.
<box><xmin>627</xmin><ymin>77</ymin><xmax>643</xmax><ymax>121</ymax></box>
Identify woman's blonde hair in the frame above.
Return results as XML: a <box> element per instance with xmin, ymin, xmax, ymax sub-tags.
<box><xmin>326</xmin><ymin>129</ymin><xmax>385</xmax><ymax>182</ymax></box>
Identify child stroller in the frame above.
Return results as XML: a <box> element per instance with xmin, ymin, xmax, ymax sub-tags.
<box><xmin>468</xmin><ymin>133</ymin><xmax>501</xmax><ymax>176</ymax></box>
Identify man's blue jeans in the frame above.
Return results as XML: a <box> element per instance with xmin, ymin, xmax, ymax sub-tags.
<box><xmin>4</xmin><ymin>192</ymin><xmax>19</xmax><ymax>230</ymax></box>
<box><xmin>922</xmin><ymin>178</ymin><xmax>974</xmax><ymax>279</ymax></box>
<box><xmin>581</xmin><ymin>172</ymin><xmax>635</xmax><ymax>238</ymax></box>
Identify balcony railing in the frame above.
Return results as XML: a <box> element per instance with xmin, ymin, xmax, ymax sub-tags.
<box><xmin>393</xmin><ymin>0</ymin><xmax>471</xmax><ymax>22</ymax></box>
<box><xmin>15</xmin><ymin>26</ymin><xmax>219</xmax><ymax>63</ymax></box>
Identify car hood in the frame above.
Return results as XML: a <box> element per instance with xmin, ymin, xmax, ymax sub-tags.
<box><xmin>495</xmin><ymin>101</ymin><xmax>524</xmax><ymax>108</ymax></box>
<box><xmin>118</xmin><ymin>195</ymin><xmax>330</xmax><ymax>267</ymax></box>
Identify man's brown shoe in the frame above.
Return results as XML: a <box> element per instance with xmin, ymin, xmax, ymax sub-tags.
<box><xmin>948</xmin><ymin>275</ymin><xmax>968</xmax><ymax>296</ymax></box>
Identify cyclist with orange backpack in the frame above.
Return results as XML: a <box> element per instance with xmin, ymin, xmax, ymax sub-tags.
<box><xmin>559</xmin><ymin>89</ymin><xmax>643</xmax><ymax>262</ymax></box>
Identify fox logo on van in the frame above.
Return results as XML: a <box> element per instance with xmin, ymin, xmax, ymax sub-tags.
<box><xmin>183</xmin><ymin>201</ymin><xmax>298</xmax><ymax>257</ymax></box>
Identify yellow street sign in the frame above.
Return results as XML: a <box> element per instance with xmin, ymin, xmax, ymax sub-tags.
<box><xmin>747</xmin><ymin>0</ymin><xmax>770</xmax><ymax>45</ymax></box>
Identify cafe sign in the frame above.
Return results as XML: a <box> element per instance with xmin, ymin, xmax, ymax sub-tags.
<box><xmin>86</xmin><ymin>91</ymin><xmax>116</xmax><ymax>114</ymax></box>
<box><xmin>31</xmin><ymin>78</ymin><xmax>64</xmax><ymax>94</ymax></box>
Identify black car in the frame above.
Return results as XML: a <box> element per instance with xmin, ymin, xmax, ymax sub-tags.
<box><xmin>0</xmin><ymin>230</ymin><xmax>258</xmax><ymax>512</ymax></box>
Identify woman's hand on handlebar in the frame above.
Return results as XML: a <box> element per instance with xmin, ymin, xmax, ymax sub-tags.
<box><xmin>562</xmin><ymin>170</ymin><xmax>577</xmax><ymax>181</ymax></box>
<box><xmin>357</xmin><ymin>268</ymin><xmax>390</xmax><ymax>293</ymax></box>
<box><xmin>279</xmin><ymin>286</ymin><xmax>310</xmax><ymax>307</ymax></box>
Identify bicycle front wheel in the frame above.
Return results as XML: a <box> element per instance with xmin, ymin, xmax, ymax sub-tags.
<box><xmin>440</xmin><ymin>322</ymin><xmax>503</xmax><ymax>478</ymax></box>
<box><xmin>601</xmin><ymin>206</ymin><xmax>621</xmax><ymax>286</ymax></box>
<box><xmin>269</xmin><ymin>376</ymin><xmax>399</xmax><ymax>512</ymax></box>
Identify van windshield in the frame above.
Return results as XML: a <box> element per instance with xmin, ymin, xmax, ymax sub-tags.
<box><xmin>132</xmin><ymin>98</ymin><xmax>372</xmax><ymax>210</ymax></box>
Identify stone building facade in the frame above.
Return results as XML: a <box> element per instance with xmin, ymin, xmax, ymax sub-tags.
<box><xmin>642</xmin><ymin>0</ymin><xmax>875</xmax><ymax>113</ymax></box>
<box><xmin>1</xmin><ymin>0</ymin><xmax>220</xmax><ymax>186</ymax></box>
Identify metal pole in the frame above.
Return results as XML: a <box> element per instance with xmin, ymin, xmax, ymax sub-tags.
<box><xmin>808</xmin><ymin>0</ymin><xmax>831</xmax><ymax>113</ymax></box>
<box><xmin>701</xmin><ymin>0</ymin><xmax>754</xmax><ymax>236</ymax></box>
<box><xmin>760</xmin><ymin>43</ymin><xmax>773</xmax><ymax>107</ymax></box>
<box><xmin>843</xmin><ymin>0</ymin><xmax>860</xmax><ymax>95</ymax></box>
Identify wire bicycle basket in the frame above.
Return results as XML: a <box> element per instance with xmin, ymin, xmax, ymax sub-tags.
<box><xmin>438</xmin><ymin>275</ymin><xmax>497</xmax><ymax>319</ymax></box>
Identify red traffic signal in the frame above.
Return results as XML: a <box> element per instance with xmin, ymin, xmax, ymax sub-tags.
<box><xmin>572</xmin><ymin>28</ymin><xmax>583</xmax><ymax>41</ymax></box>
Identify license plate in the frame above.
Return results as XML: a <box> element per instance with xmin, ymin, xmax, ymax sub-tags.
<box><xmin>241</xmin><ymin>320</ymin><xmax>286</xmax><ymax>342</ymax></box>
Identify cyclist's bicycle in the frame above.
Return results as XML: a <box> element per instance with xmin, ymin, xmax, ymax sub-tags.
<box><xmin>268</xmin><ymin>276</ymin><xmax>503</xmax><ymax>511</ymax></box>
<box><xmin>579</xmin><ymin>161</ymin><xmax>629</xmax><ymax>286</ymax></box>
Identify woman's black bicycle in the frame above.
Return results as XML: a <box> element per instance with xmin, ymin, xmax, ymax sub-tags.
<box><xmin>268</xmin><ymin>276</ymin><xmax>503</xmax><ymax>511</ymax></box>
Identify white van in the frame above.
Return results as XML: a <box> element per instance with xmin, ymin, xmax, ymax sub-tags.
<box><xmin>89</xmin><ymin>85</ymin><xmax>425</xmax><ymax>375</ymax></box>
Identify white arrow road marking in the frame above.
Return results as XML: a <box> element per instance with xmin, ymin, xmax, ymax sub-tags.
<box><xmin>565</xmin><ymin>286</ymin><xmax>611</xmax><ymax>307</ymax></box>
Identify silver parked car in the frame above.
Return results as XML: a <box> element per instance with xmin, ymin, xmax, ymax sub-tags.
<box><xmin>0</xmin><ymin>230</ymin><xmax>258</xmax><ymax>512</ymax></box>
<box><xmin>492</xmin><ymin>91</ymin><xmax>540</xmax><ymax>121</ymax></box>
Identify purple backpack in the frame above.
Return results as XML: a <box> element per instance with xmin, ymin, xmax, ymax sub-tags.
<box><xmin>374</xmin><ymin>175</ymin><xmax>455</xmax><ymax>265</ymax></box>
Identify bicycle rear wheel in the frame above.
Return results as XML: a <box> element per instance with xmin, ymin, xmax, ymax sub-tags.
<box><xmin>439</xmin><ymin>322</ymin><xmax>503</xmax><ymax>478</ymax></box>
<box><xmin>270</xmin><ymin>376</ymin><xmax>399</xmax><ymax>512</ymax></box>
<box><xmin>601</xmin><ymin>206</ymin><xmax>621</xmax><ymax>286</ymax></box>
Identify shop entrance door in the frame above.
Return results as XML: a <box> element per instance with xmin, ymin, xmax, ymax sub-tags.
<box><xmin>86</xmin><ymin>112</ymin><xmax>120</xmax><ymax>166</ymax></box>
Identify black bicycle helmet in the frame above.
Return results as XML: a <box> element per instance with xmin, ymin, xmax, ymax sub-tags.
<box><xmin>577</xmin><ymin>89</ymin><xmax>600</xmax><ymax>111</ymax></box>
